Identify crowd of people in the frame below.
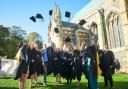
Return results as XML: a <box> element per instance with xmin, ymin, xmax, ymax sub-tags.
<box><xmin>14</xmin><ymin>41</ymin><xmax>117</xmax><ymax>89</ymax></box>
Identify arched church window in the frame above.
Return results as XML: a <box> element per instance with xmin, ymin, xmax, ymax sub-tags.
<box><xmin>107</xmin><ymin>12</ymin><xmax>125</xmax><ymax>48</ymax></box>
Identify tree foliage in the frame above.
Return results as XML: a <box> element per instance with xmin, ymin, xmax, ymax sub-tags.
<box><xmin>28</xmin><ymin>32</ymin><xmax>43</xmax><ymax>49</ymax></box>
<box><xmin>0</xmin><ymin>25</ymin><xmax>43</xmax><ymax>59</ymax></box>
<box><xmin>0</xmin><ymin>25</ymin><xmax>27</xmax><ymax>58</ymax></box>
<box><xmin>0</xmin><ymin>25</ymin><xmax>10</xmax><ymax>56</ymax></box>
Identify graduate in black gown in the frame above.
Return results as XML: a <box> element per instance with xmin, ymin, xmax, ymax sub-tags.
<box><xmin>83</xmin><ymin>45</ymin><xmax>99</xmax><ymax>89</ymax></box>
<box><xmin>64</xmin><ymin>47</ymin><xmax>74</xmax><ymax>84</ymax></box>
<box><xmin>33</xmin><ymin>45</ymin><xmax>42</xmax><ymax>87</ymax></box>
<box><xmin>46</xmin><ymin>46</ymin><xmax>55</xmax><ymax>75</ymax></box>
<box><xmin>73</xmin><ymin>45</ymin><xmax>83</xmax><ymax>86</ymax></box>
<box><xmin>27</xmin><ymin>43</ymin><xmax>37</xmax><ymax>88</ymax></box>
<box><xmin>14</xmin><ymin>41</ymin><xmax>28</xmax><ymax>89</ymax></box>
<box><xmin>53</xmin><ymin>48</ymin><xmax>63</xmax><ymax>84</ymax></box>
<box><xmin>99</xmin><ymin>49</ymin><xmax>115</xmax><ymax>89</ymax></box>
<box><xmin>58</xmin><ymin>49</ymin><xmax>66</xmax><ymax>78</ymax></box>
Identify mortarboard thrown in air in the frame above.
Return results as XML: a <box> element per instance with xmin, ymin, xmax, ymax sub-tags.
<box><xmin>35</xmin><ymin>13</ymin><xmax>44</xmax><ymax>20</ymax></box>
<box><xmin>79</xmin><ymin>19</ymin><xmax>86</xmax><ymax>25</ymax></box>
<box><xmin>54</xmin><ymin>28</ymin><xmax>59</xmax><ymax>33</ymax></box>
<box><xmin>65</xmin><ymin>11</ymin><xmax>71</xmax><ymax>18</ymax></box>
<box><xmin>65</xmin><ymin>36</ymin><xmax>71</xmax><ymax>42</ymax></box>
<box><xmin>30</xmin><ymin>16</ymin><xmax>36</xmax><ymax>22</ymax></box>
<box><xmin>49</xmin><ymin>10</ymin><xmax>53</xmax><ymax>16</ymax></box>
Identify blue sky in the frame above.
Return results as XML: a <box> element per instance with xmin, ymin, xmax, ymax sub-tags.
<box><xmin>0</xmin><ymin>0</ymin><xmax>90</xmax><ymax>42</ymax></box>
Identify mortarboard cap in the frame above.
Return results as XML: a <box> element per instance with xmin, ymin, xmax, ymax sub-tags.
<box><xmin>49</xmin><ymin>10</ymin><xmax>53</xmax><ymax>16</ymax></box>
<box><xmin>36</xmin><ymin>13</ymin><xmax>44</xmax><ymax>20</ymax></box>
<box><xmin>54</xmin><ymin>28</ymin><xmax>59</xmax><ymax>33</ymax></box>
<box><xmin>65</xmin><ymin>36</ymin><xmax>71</xmax><ymax>42</ymax></box>
<box><xmin>79</xmin><ymin>19</ymin><xmax>86</xmax><ymax>25</ymax></box>
<box><xmin>30</xmin><ymin>16</ymin><xmax>36</xmax><ymax>22</ymax></box>
<box><xmin>65</xmin><ymin>11</ymin><xmax>71</xmax><ymax>18</ymax></box>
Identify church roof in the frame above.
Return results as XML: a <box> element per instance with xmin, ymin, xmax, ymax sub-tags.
<box><xmin>61</xmin><ymin>21</ymin><xmax>76</xmax><ymax>28</ymax></box>
<box><xmin>61</xmin><ymin>21</ymin><xmax>87</xmax><ymax>30</ymax></box>
<box><xmin>71</xmin><ymin>0</ymin><xmax>104</xmax><ymax>23</ymax></box>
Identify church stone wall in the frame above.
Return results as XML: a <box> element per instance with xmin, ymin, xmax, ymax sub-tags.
<box><xmin>48</xmin><ymin>0</ymin><xmax>128</xmax><ymax>72</ymax></box>
<box><xmin>103</xmin><ymin>0</ymin><xmax>128</xmax><ymax>72</ymax></box>
<box><xmin>74</xmin><ymin>0</ymin><xmax>128</xmax><ymax>72</ymax></box>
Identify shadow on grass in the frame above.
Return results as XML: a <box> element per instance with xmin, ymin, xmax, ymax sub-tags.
<box><xmin>0</xmin><ymin>76</ymin><xmax>12</xmax><ymax>79</ymax></box>
<box><xmin>37</xmin><ymin>81</ymin><xmax>128</xmax><ymax>89</ymax></box>
<box><xmin>0</xmin><ymin>87</ymin><xmax>18</xmax><ymax>89</ymax></box>
<box><xmin>0</xmin><ymin>81</ymin><xmax>128</xmax><ymax>89</ymax></box>
<box><xmin>97</xmin><ymin>81</ymin><xmax>128</xmax><ymax>89</ymax></box>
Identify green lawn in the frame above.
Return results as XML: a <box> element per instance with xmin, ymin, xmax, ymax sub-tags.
<box><xmin>0</xmin><ymin>73</ymin><xmax>128</xmax><ymax>89</ymax></box>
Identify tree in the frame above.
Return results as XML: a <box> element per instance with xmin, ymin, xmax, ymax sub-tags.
<box><xmin>0</xmin><ymin>25</ymin><xmax>27</xmax><ymax>58</ymax></box>
<box><xmin>28</xmin><ymin>32</ymin><xmax>43</xmax><ymax>49</ymax></box>
<box><xmin>8</xmin><ymin>26</ymin><xmax>27</xmax><ymax>58</ymax></box>
<box><xmin>0</xmin><ymin>25</ymin><xmax>10</xmax><ymax>56</ymax></box>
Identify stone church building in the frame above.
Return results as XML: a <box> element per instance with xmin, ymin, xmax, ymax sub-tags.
<box><xmin>48</xmin><ymin>0</ymin><xmax>128</xmax><ymax>72</ymax></box>
<box><xmin>71</xmin><ymin>0</ymin><xmax>128</xmax><ymax>72</ymax></box>
<box><xmin>48</xmin><ymin>4</ymin><xmax>90</xmax><ymax>49</ymax></box>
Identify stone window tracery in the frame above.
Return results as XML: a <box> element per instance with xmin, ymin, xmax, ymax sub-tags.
<box><xmin>107</xmin><ymin>12</ymin><xmax>125</xmax><ymax>48</ymax></box>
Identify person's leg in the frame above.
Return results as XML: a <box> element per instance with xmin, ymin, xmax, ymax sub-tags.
<box><xmin>29</xmin><ymin>75</ymin><xmax>34</xmax><ymax>88</ymax></box>
<box><xmin>29</xmin><ymin>79</ymin><xmax>32</xmax><ymax>88</ymax></box>
<box><xmin>66</xmin><ymin>76</ymin><xmax>69</xmax><ymax>84</ymax></box>
<box><xmin>104</xmin><ymin>75</ymin><xmax>108</xmax><ymax>87</ymax></box>
<box><xmin>43</xmin><ymin>63</ymin><xmax>47</xmax><ymax>84</ymax></box>
<box><xmin>67</xmin><ymin>79</ymin><xmax>69</xmax><ymax>84</ymax></box>
<box><xmin>108</xmin><ymin>71</ymin><xmax>113</xmax><ymax>89</ymax></box>
<box><xmin>86</xmin><ymin>65</ymin><xmax>90</xmax><ymax>88</ymax></box>
<box><xmin>34</xmin><ymin>72</ymin><xmax>38</xmax><ymax>87</ymax></box>
<box><xmin>19</xmin><ymin>73</ymin><xmax>26</xmax><ymax>89</ymax></box>
<box><xmin>22</xmin><ymin>74</ymin><xmax>27</xmax><ymax>89</ymax></box>
<box><xmin>58</xmin><ymin>73</ymin><xmax>61</xmax><ymax>84</ymax></box>
<box><xmin>19</xmin><ymin>77</ymin><xmax>23</xmax><ymax>89</ymax></box>
<box><xmin>69</xmin><ymin>77</ymin><xmax>72</xmax><ymax>84</ymax></box>
<box><xmin>56</xmin><ymin>74</ymin><xmax>58</xmax><ymax>83</ymax></box>
<box><xmin>77</xmin><ymin>75</ymin><xmax>81</xmax><ymax>86</ymax></box>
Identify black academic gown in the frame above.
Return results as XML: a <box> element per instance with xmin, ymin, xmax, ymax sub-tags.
<box><xmin>53</xmin><ymin>51</ymin><xmax>63</xmax><ymax>76</ymax></box>
<box><xmin>73</xmin><ymin>50</ymin><xmax>83</xmax><ymax>79</ymax></box>
<box><xmin>100</xmin><ymin>50</ymin><xmax>115</xmax><ymax>76</ymax></box>
<box><xmin>14</xmin><ymin>45</ymin><xmax>28</xmax><ymax>80</ymax></box>
<box><xmin>27</xmin><ymin>47</ymin><xmax>37</xmax><ymax>78</ymax></box>
<box><xmin>64</xmin><ymin>51</ymin><xmax>74</xmax><ymax>80</ymax></box>
<box><xmin>36</xmin><ymin>50</ymin><xmax>42</xmax><ymax>75</ymax></box>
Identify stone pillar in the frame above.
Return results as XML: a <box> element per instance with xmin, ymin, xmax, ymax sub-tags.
<box><xmin>98</xmin><ymin>8</ymin><xmax>108</xmax><ymax>49</ymax></box>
